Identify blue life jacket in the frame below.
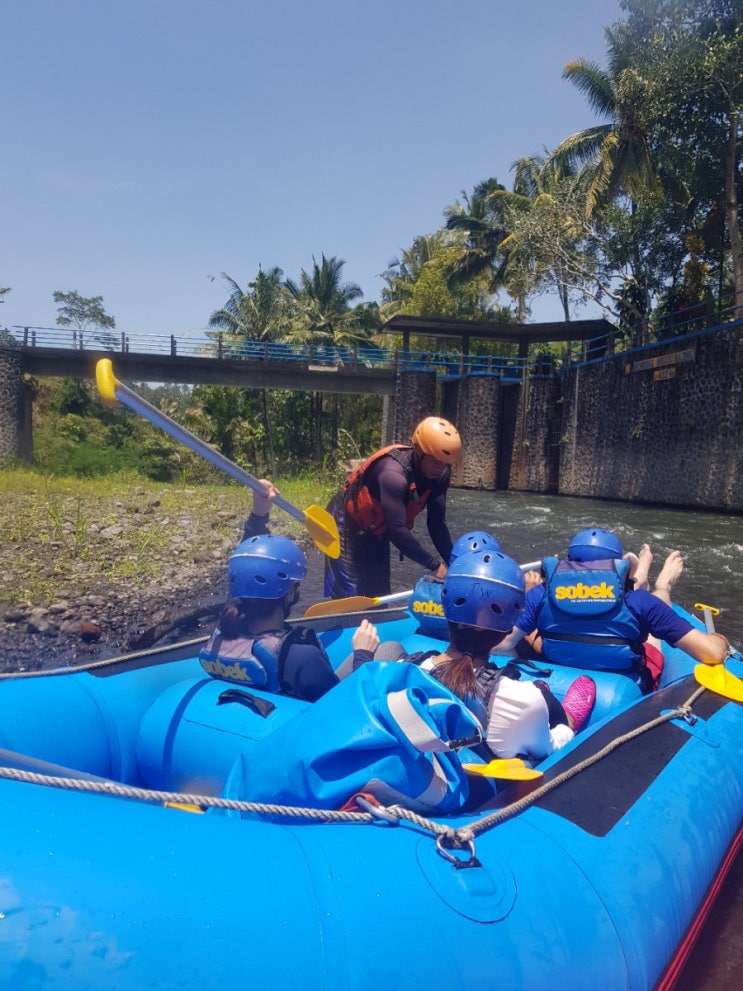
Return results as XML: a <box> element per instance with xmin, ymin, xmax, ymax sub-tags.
<box><xmin>408</xmin><ymin>576</ymin><xmax>448</xmax><ymax>639</ymax></box>
<box><xmin>199</xmin><ymin>628</ymin><xmax>289</xmax><ymax>692</ymax></box>
<box><xmin>535</xmin><ymin>557</ymin><xmax>644</xmax><ymax>671</ymax></box>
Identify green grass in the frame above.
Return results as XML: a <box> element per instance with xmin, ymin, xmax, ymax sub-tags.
<box><xmin>1</xmin><ymin>467</ymin><xmax>336</xmax><ymax>606</ymax></box>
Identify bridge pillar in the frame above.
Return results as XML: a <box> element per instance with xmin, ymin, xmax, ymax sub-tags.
<box><xmin>0</xmin><ymin>346</ymin><xmax>27</xmax><ymax>466</ymax></box>
<box><xmin>453</xmin><ymin>374</ymin><xmax>500</xmax><ymax>489</ymax></box>
<box><xmin>390</xmin><ymin>370</ymin><xmax>437</xmax><ymax>442</ymax></box>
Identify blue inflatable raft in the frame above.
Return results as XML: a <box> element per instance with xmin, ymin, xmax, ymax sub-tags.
<box><xmin>1</xmin><ymin>601</ymin><xmax>742</xmax><ymax>990</ymax></box>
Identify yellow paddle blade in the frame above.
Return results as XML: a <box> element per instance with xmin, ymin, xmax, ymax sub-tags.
<box><xmin>95</xmin><ymin>358</ymin><xmax>118</xmax><ymax>406</ymax></box>
<box><xmin>462</xmin><ymin>759</ymin><xmax>543</xmax><ymax>781</ymax></box>
<box><xmin>303</xmin><ymin>504</ymin><xmax>340</xmax><ymax>559</ymax></box>
<box><xmin>694</xmin><ymin>664</ymin><xmax>743</xmax><ymax>702</ymax></box>
<box><xmin>304</xmin><ymin>595</ymin><xmax>378</xmax><ymax>619</ymax></box>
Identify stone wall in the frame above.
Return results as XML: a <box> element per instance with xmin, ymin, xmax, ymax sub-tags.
<box><xmin>554</xmin><ymin>325</ymin><xmax>743</xmax><ymax>510</ymax></box>
<box><xmin>0</xmin><ymin>347</ymin><xmax>23</xmax><ymax>466</ymax></box>
<box><xmin>507</xmin><ymin>376</ymin><xmax>561</xmax><ymax>493</ymax></box>
<box><xmin>390</xmin><ymin>370</ymin><xmax>438</xmax><ymax>443</ymax></box>
<box><xmin>451</xmin><ymin>374</ymin><xmax>500</xmax><ymax>489</ymax></box>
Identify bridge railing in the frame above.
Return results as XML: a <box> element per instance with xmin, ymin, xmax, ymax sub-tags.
<box><xmin>8</xmin><ymin>299</ymin><xmax>742</xmax><ymax>380</ymax></box>
<box><xmin>8</xmin><ymin>324</ymin><xmax>537</xmax><ymax>378</ymax></box>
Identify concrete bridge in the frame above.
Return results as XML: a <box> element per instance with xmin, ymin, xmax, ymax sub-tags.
<box><xmin>8</xmin><ymin>315</ymin><xmax>616</xmax><ymax>390</ymax></box>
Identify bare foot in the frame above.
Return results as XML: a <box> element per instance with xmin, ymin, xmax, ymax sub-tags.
<box><xmin>625</xmin><ymin>544</ymin><xmax>653</xmax><ymax>590</ymax></box>
<box><xmin>654</xmin><ymin>550</ymin><xmax>684</xmax><ymax>597</ymax></box>
<box><xmin>523</xmin><ymin>570</ymin><xmax>543</xmax><ymax>591</ymax></box>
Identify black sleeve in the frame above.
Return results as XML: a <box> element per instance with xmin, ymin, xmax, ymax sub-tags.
<box><xmin>425</xmin><ymin>479</ymin><xmax>453</xmax><ymax>564</ymax></box>
<box><xmin>243</xmin><ymin>512</ymin><xmax>270</xmax><ymax>540</ymax></box>
<box><xmin>280</xmin><ymin>639</ymin><xmax>340</xmax><ymax>702</ymax></box>
<box><xmin>373</xmin><ymin>459</ymin><xmax>441</xmax><ymax>571</ymax></box>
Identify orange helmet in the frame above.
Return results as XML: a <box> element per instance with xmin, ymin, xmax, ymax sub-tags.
<box><xmin>411</xmin><ymin>417</ymin><xmax>461</xmax><ymax>464</ymax></box>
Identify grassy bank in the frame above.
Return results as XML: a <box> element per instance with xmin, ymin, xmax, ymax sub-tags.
<box><xmin>1</xmin><ymin>468</ymin><xmax>335</xmax><ymax>607</ymax></box>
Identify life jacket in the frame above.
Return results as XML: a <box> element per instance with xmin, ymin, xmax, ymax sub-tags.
<box><xmin>535</xmin><ymin>557</ymin><xmax>645</xmax><ymax>672</ymax></box>
<box><xmin>342</xmin><ymin>445</ymin><xmax>432</xmax><ymax>535</ymax></box>
<box><xmin>408</xmin><ymin>575</ymin><xmax>448</xmax><ymax>640</ymax></box>
<box><xmin>199</xmin><ymin>624</ymin><xmax>322</xmax><ymax>695</ymax></box>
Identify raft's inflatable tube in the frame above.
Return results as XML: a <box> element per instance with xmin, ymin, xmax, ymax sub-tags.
<box><xmin>1</xmin><ymin>606</ymin><xmax>742</xmax><ymax>990</ymax></box>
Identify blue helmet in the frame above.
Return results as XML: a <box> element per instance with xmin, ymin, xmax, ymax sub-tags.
<box><xmin>228</xmin><ymin>534</ymin><xmax>307</xmax><ymax>600</ymax></box>
<box><xmin>441</xmin><ymin>549</ymin><xmax>525</xmax><ymax>633</ymax></box>
<box><xmin>568</xmin><ymin>528</ymin><xmax>623</xmax><ymax>563</ymax></box>
<box><xmin>450</xmin><ymin>530</ymin><xmax>502</xmax><ymax>564</ymax></box>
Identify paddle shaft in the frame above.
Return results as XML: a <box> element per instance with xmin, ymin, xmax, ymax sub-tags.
<box><xmin>304</xmin><ymin>560</ymin><xmax>545</xmax><ymax>617</ymax></box>
<box><xmin>112</xmin><ymin>380</ymin><xmax>305</xmax><ymax>523</ymax></box>
<box><xmin>694</xmin><ymin>602</ymin><xmax>720</xmax><ymax>634</ymax></box>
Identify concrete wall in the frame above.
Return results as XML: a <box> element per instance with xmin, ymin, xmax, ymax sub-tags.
<box><xmin>393</xmin><ymin>325</ymin><xmax>742</xmax><ymax>513</ymax></box>
<box><xmin>553</xmin><ymin>326</ymin><xmax>743</xmax><ymax>510</ymax></box>
<box><xmin>0</xmin><ymin>347</ymin><xmax>24</xmax><ymax>466</ymax></box>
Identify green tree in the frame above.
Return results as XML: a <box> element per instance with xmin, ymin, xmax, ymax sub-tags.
<box><xmin>185</xmin><ymin>385</ymin><xmax>261</xmax><ymax>465</ymax></box>
<box><xmin>550</xmin><ymin>43</ymin><xmax>660</xmax><ymax>221</ymax></box>
<box><xmin>208</xmin><ymin>267</ymin><xmax>291</xmax><ymax>474</ymax></box>
<box><xmin>489</xmin><ymin>154</ymin><xmax>592</xmax><ymax>322</ymax></box>
<box><xmin>618</xmin><ymin>0</ymin><xmax>743</xmax><ymax>317</ymax></box>
<box><xmin>285</xmin><ymin>255</ymin><xmax>377</xmax><ymax>455</ymax></box>
<box><xmin>380</xmin><ymin>231</ymin><xmax>496</xmax><ymax>325</ymax></box>
<box><xmin>285</xmin><ymin>254</ymin><xmax>373</xmax><ymax>347</ymax></box>
<box><xmin>443</xmin><ymin>179</ymin><xmax>526</xmax><ymax>316</ymax></box>
<box><xmin>53</xmin><ymin>290</ymin><xmax>117</xmax><ymax>350</ymax></box>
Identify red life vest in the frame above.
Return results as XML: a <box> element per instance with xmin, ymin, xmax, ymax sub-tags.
<box><xmin>343</xmin><ymin>445</ymin><xmax>431</xmax><ymax>535</ymax></box>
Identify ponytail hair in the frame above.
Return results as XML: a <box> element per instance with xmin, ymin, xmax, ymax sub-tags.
<box><xmin>433</xmin><ymin>654</ymin><xmax>478</xmax><ymax>701</ymax></box>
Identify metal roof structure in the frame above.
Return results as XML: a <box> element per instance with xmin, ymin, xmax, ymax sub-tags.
<box><xmin>380</xmin><ymin>314</ymin><xmax>616</xmax><ymax>355</ymax></box>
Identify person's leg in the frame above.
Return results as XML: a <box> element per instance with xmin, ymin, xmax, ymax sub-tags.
<box><xmin>652</xmin><ymin>549</ymin><xmax>684</xmax><ymax>606</ymax></box>
<box><xmin>324</xmin><ymin>496</ymin><xmax>361</xmax><ymax>599</ymax></box>
<box><xmin>643</xmin><ymin>550</ymin><xmax>684</xmax><ymax>690</ymax></box>
<box><xmin>356</xmin><ymin>535</ymin><xmax>392</xmax><ymax>598</ymax></box>
<box><xmin>625</xmin><ymin>543</ymin><xmax>653</xmax><ymax>590</ymax></box>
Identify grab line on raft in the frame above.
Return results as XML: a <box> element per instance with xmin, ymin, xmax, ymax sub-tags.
<box><xmin>0</xmin><ymin>687</ymin><xmax>704</xmax><ymax>860</ymax></box>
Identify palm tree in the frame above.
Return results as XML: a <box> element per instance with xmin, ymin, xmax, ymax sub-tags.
<box><xmin>546</xmin><ymin>32</ymin><xmax>666</xmax><ymax>329</ymax></box>
<box><xmin>443</xmin><ymin>178</ymin><xmax>523</xmax><ymax>311</ymax></box>
<box><xmin>208</xmin><ymin>267</ymin><xmax>291</xmax><ymax>474</ymax></box>
<box><xmin>549</xmin><ymin>41</ymin><xmax>660</xmax><ymax>221</ymax></box>
<box><xmin>285</xmin><ymin>254</ymin><xmax>370</xmax><ymax>348</ymax></box>
<box><xmin>380</xmin><ymin>233</ymin><xmax>447</xmax><ymax>316</ymax></box>
<box><xmin>285</xmin><ymin>255</ymin><xmax>374</xmax><ymax>454</ymax></box>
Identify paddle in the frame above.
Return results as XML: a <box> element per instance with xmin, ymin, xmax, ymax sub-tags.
<box><xmin>694</xmin><ymin>664</ymin><xmax>743</xmax><ymax>702</ymax></box>
<box><xmin>95</xmin><ymin>358</ymin><xmax>340</xmax><ymax>559</ymax></box>
<box><xmin>462</xmin><ymin>758</ymin><xmax>543</xmax><ymax>781</ymax></box>
<box><xmin>691</xmin><ymin>601</ymin><xmax>743</xmax><ymax>700</ymax></box>
<box><xmin>303</xmin><ymin>560</ymin><xmax>543</xmax><ymax>618</ymax></box>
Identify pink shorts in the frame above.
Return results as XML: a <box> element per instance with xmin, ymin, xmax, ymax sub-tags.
<box><xmin>643</xmin><ymin>643</ymin><xmax>665</xmax><ymax>690</ymax></box>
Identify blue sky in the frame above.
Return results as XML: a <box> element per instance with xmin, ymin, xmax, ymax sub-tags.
<box><xmin>1</xmin><ymin>0</ymin><xmax>623</xmax><ymax>338</ymax></box>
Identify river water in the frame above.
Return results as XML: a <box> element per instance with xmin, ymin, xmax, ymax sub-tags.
<box><xmin>302</xmin><ymin>489</ymin><xmax>743</xmax><ymax>990</ymax></box>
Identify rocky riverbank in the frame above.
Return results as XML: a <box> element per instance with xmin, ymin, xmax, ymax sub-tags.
<box><xmin>1</xmin><ymin>478</ymin><xmax>309</xmax><ymax>673</ymax></box>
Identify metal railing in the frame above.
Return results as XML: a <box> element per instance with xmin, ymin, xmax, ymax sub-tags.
<box><xmin>7</xmin><ymin>325</ymin><xmax>534</xmax><ymax>378</ymax></box>
<box><xmin>6</xmin><ymin>295</ymin><xmax>743</xmax><ymax>381</ymax></box>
